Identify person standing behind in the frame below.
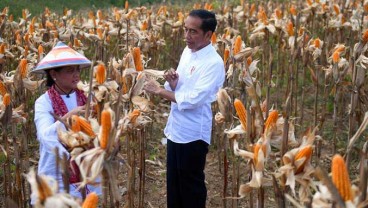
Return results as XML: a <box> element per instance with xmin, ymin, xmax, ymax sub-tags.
<box><xmin>32</xmin><ymin>42</ymin><xmax>101</xmax><ymax>202</ymax></box>
<box><xmin>144</xmin><ymin>9</ymin><xmax>225</xmax><ymax>208</ymax></box>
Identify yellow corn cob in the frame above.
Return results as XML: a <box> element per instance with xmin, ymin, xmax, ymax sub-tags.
<box><xmin>97</xmin><ymin>28</ymin><xmax>103</xmax><ymax>39</ymax></box>
<box><xmin>253</xmin><ymin>143</ymin><xmax>267</xmax><ymax>168</ymax></box>
<box><xmin>223</xmin><ymin>29</ymin><xmax>230</xmax><ymax>39</ymax></box>
<box><xmin>100</xmin><ymin>106</ymin><xmax>112</xmax><ymax>149</ymax></box>
<box><xmin>69</xmin><ymin>18</ymin><xmax>76</xmax><ymax>26</ymax></box>
<box><xmin>24</xmin><ymin>33</ymin><xmax>30</xmax><ymax>44</ymax></box>
<box><xmin>125</xmin><ymin>1</ymin><xmax>129</xmax><ymax>10</ymax></box>
<box><xmin>332</xmin><ymin>154</ymin><xmax>353</xmax><ymax>202</ymax></box>
<box><xmin>363</xmin><ymin>29</ymin><xmax>368</xmax><ymax>43</ymax></box>
<box><xmin>334</xmin><ymin>45</ymin><xmax>345</xmax><ymax>54</ymax></box>
<box><xmin>122</xmin><ymin>77</ymin><xmax>128</xmax><ymax>94</ymax></box>
<box><xmin>178</xmin><ymin>12</ymin><xmax>184</xmax><ymax>23</ymax></box>
<box><xmin>275</xmin><ymin>8</ymin><xmax>282</xmax><ymax>20</ymax></box>
<box><xmin>29</xmin><ymin>23</ymin><xmax>35</xmax><ymax>34</ymax></box>
<box><xmin>223</xmin><ymin>48</ymin><xmax>229</xmax><ymax>65</ymax></box>
<box><xmin>211</xmin><ymin>32</ymin><xmax>217</xmax><ymax>45</ymax></box>
<box><xmin>126</xmin><ymin>10</ymin><xmax>136</xmax><ymax>19</ymax></box>
<box><xmin>133</xmin><ymin>47</ymin><xmax>143</xmax><ymax>71</ymax></box>
<box><xmin>333</xmin><ymin>4</ymin><xmax>340</xmax><ymax>15</ymax></box>
<box><xmin>294</xmin><ymin>145</ymin><xmax>312</xmax><ymax>174</ymax></box>
<box><xmin>22</xmin><ymin>9</ymin><xmax>26</xmax><ymax>20</ymax></box>
<box><xmin>233</xmin><ymin>35</ymin><xmax>242</xmax><ymax>55</ymax></box>
<box><xmin>0</xmin><ymin>81</ymin><xmax>6</xmax><ymax>96</ymax></box>
<box><xmin>95</xmin><ymin>63</ymin><xmax>106</xmax><ymax>84</ymax></box>
<box><xmin>257</xmin><ymin>9</ymin><xmax>268</xmax><ymax>24</ymax></box>
<box><xmin>332</xmin><ymin>51</ymin><xmax>340</xmax><ymax>64</ymax></box>
<box><xmin>38</xmin><ymin>44</ymin><xmax>43</xmax><ymax>56</ymax></box>
<box><xmin>3</xmin><ymin>93</ymin><xmax>11</xmax><ymax>106</ymax></box>
<box><xmin>193</xmin><ymin>3</ymin><xmax>201</xmax><ymax>9</ymax></box>
<box><xmin>314</xmin><ymin>38</ymin><xmax>321</xmax><ymax>48</ymax></box>
<box><xmin>24</xmin><ymin>45</ymin><xmax>29</xmax><ymax>57</ymax></box>
<box><xmin>2</xmin><ymin>7</ymin><xmax>8</xmax><ymax>15</ymax></box>
<box><xmin>286</xmin><ymin>21</ymin><xmax>294</xmax><ymax>36</ymax></box>
<box><xmin>0</xmin><ymin>43</ymin><xmax>5</xmax><ymax>54</ymax></box>
<box><xmin>234</xmin><ymin>98</ymin><xmax>247</xmax><ymax>130</ymax></box>
<box><xmin>129</xmin><ymin>109</ymin><xmax>141</xmax><ymax>124</ymax></box>
<box><xmin>250</xmin><ymin>3</ymin><xmax>256</xmax><ymax>16</ymax></box>
<box><xmin>45</xmin><ymin>20</ymin><xmax>54</xmax><ymax>29</ymax></box>
<box><xmin>82</xmin><ymin>192</ymin><xmax>98</xmax><ymax>208</ymax></box>
<box><xmin>53</xmin><ymin>31</ymin><xmax>59</xmax><ymax>39</ymax></box>
<box><xmin>16</xmin><ymin>33</ymin><xmax>22</xmax><ymax>45</ymax></box>
<box><xmin>97</xmin><ymin>10</ymin><xmax>103</xmax><ymax>20</ymax></box>
<box><xmin>290</xmin><ymin>5</ymin><xmax>297</xmax><ymax>16</ymax></box>
<box><xmin>9</xmin><ymin>14</ymin><xmax>13</xmax><ymax>22</ymax></box>
<box><xmin>19</xmin><ymin>59</ymin><xmax>28</xmax><ymax>79</ymax></box>
<box><xmin>141</xmin><ymin>20</ymin><xmax>148</xmax><ymax>31</ymax></box>
<box><xmin>71</xmin><ymin>115</ymin><xmax>81</xmax><ymax>132</ymax></box>
<box><xmin>73</xmin><ymin>38</ymin><xmax>80</xmax><ymax>48</ymax></box>
<box><xmin>264</xmin><ymin>110</ymin><xmax>278</xmax><ymax>132</ymax></box>
<box><xmin>253</xmin><ymin>143</ymin><xmax>261</xmax><ymax>166</ymax></box>
<box><xmin>204</xmin><ymin>3</ymin><xmax>213</xmax><ymax>10</ymax></box>
<box><xmin>71</xmin><ymin>115</ymin><xmax>96</xmax><ymax>137</ymax></box>
<box><xmin>247</xmin><ymin>56</ymin><xmax>252</xmax><ymax>66</ymax></box>
<box><xmin>36</xmin><ymin>175</ymin><xmax>53</xmax><ymax>204</ymax></box>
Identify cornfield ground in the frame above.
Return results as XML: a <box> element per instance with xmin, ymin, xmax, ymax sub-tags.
<box><xmin>1</xmin><ymin>0</ymin><xmax>368</xmax><ymax>207</ymax></box>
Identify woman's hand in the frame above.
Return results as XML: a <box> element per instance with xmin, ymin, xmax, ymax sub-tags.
<box><xmin>61</xmin><ymin>105</ymin><xmax>86</xmax><ymax>122</ymax></box>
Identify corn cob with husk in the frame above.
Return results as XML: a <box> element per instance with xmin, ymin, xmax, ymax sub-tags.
<box><xmin>215</xmin><ymin>88</ymin><xmax>231</xmax><ymax>123</ymax></box>
<box><xmin>82</xmin><ymin>192</ymin><xmax>99</xmax><ymax>208</ymax></box>
<box><xmin>331</xmin><ymin>154</ymin><xmax>353</xmax><ymax>202</ymax></box>
<box><xmin>3</xmin><ymin>93</ymin><xmax>11</xmax><ymax>106</ymax></box>
<box><xmin>133</xmin><ymin>47</ymin><xmax>144</xmax><ymax>71</ymax></box>
<box><xmin>95</xmin><ymin>62</ymin><xmax>106</xmax><ymax>85</ymax></box>
<box><xmin>223</xmin><ymin>48</ymin><xmax>230</xmax><ymax>65</ymax></box>
<box><xmin>18</xmin><ymin>59</ymin><xmax>28</xmax><ymax>79</ymax></box>
<box><xmin>70</xmin><ymin>115</ymin><xmax>96</xmax><ymax>137</ymax></box>
<box><xmin>277</xmin><ymin>128</ymin><xmax>318</xmax><ymax>197</ymax></box>
<box><xmin>233</xmin><ymin>35</ymin><xmax>242</xmax><ymax>55</ymax></box>
<box><xmin>294</xmin><ymin>145</ymin><xmax>313</xmax><ymax>174</ymax></box>
<box><xmin>26</xmin><ymin>168</ymin><xmax>80</xmax><ymax>207</ymax></box>
<box><xmin>0</xmin><ymin>81</ymin><xmax>7</xmax><ymax>96</ymax></box>
<box><xmin>234</xmin><ymin>98</ymin><xmax>247</xmax><ymax>130</ymax></box>
<box><xmin>99</xmin><ymin>103</ymin><xmax>114</xmax><ymax>149</ymax></box>
<box><xmin>211</xmin><ymin>32</ymin><xmax>217</xmax><ymax>45</ymax></box>
<box><xmin>264</xmin><ymin>110</ymin><xmax>278</xmax><ymax>136</ymax></box>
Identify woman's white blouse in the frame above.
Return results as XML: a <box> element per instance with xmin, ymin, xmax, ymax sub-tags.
<box><xmin>34</xmin><ymin>91</ymin><xmax>100</xmax><ymax>198</ymax></box>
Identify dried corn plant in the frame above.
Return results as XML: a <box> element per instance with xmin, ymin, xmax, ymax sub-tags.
<box><xmin>1</xmin><ymin>0</ymin><xmax>368</xmax><ymax>208</ymax></box>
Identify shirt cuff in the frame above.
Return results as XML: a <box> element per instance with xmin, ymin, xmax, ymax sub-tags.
<box><xmin>175</xmin><ymin>91</ymin><xmax>187</xmax><ymax>111</ymax></box>
<box><xmin>164</xmin><ymin>81</ymin><xmax>173</xmax><ymax>91</ymax></box>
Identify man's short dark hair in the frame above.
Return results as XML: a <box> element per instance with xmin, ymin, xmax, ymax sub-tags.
<box><xmin>189</xmin><ymin>9</ymin><xmax>217</xmax><ymax>33</ymax></box>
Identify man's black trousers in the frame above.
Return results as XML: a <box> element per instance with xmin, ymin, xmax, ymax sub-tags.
<box><xmin>167</xmin><ymin>139</ymin><xmax>209</xmax><ymax>208</ymax></box>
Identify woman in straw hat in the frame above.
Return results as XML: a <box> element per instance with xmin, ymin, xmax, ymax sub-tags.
<box><xmin>32</xmin><ymin>41</ymin><xmax>101</xmax><ymax>201</ymax></box>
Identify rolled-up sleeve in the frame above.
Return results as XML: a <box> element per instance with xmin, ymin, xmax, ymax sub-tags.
<box><xmin>175</xmin><ymin>62</ymin><xmax>225</xmax><ymax>111</ymax></box>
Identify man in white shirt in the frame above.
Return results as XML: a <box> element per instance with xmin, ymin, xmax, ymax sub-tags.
<box><xmin>144</xmin><ymin>9</ymin><xmax>225</xmax><ymax>208</ymax></box>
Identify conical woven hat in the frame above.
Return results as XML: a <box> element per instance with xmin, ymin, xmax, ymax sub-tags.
<box><xmin>32</xmin><ymin>41</ymin><xmax>91</xmax><ymax>73</ymax></box>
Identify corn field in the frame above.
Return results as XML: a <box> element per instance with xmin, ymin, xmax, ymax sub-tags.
<box><xmin>1</xmin><ymin>0</ymin><xmax>368</xmax><ymax>207</ymax></box>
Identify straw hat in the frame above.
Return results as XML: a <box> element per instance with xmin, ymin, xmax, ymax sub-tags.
<box><xmin>32</xmin><ymin>41</ymin><xmax>91</xmax><ymax>73</ymax></box>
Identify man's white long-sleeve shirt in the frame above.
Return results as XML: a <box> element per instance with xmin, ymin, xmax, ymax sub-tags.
<box><xmin>164</xmin><ymin>44</ymin><xmax>225</xmax><ymax>144</ymax></box>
